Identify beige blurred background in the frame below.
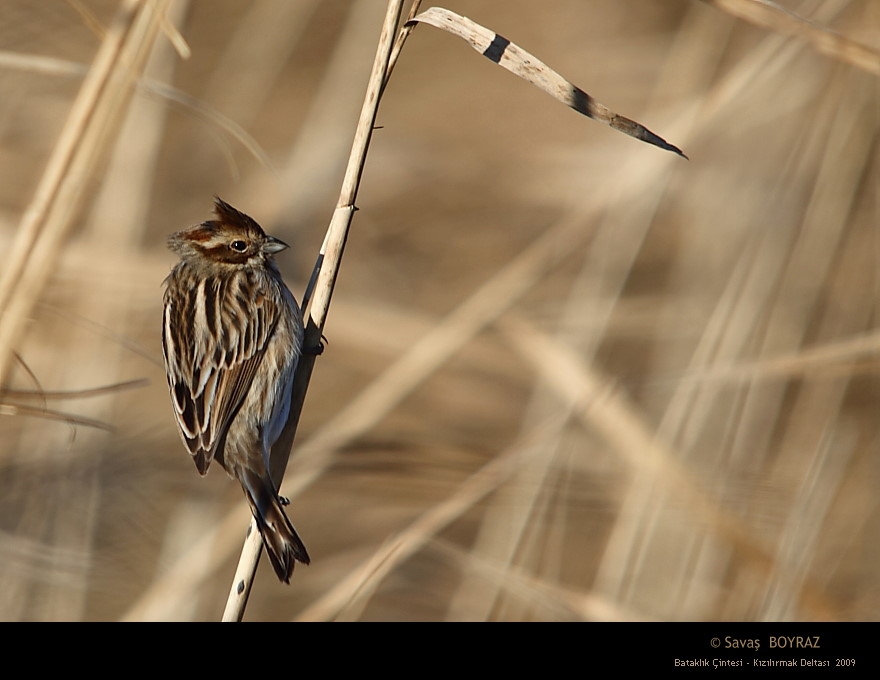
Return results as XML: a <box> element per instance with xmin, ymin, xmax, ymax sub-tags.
<box><xmin>0</xmin><ymin>0</ymin><xmax>877</xmax><ymax>621</ymax></box>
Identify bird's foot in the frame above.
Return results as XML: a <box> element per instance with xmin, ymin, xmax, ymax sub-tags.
<box><xmin>306</xmin><ymin>335</ymin><xmax>327</xmax><ymax>356</ymax></box>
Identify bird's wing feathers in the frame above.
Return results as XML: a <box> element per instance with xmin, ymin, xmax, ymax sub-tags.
<box><xmin>163</xmin><ymin>270</ymin><xmax>280</xmax><ymax>475</ymax></box>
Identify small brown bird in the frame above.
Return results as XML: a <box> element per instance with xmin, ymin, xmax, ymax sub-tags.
<box><xmin>162</xmin><ymin>198</ymin><xmax>309</xmax><ymax>583</ymax></box>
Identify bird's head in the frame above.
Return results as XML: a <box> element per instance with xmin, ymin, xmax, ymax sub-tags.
<box><xmin>167</xmin><ymin>197</ymin><xmax>288</xmax><ymax>268</ymax></box>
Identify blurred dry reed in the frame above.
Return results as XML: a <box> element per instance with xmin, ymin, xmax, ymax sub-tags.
<box><xmin>0</xmin><ymin>0</ymin><xmax>877</xmax><ymax>621</ymax></box>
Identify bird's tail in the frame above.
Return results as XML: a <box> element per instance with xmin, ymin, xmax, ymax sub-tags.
<box><xmin>239</xmin><ymin>467</ymin><xmax>310</xmax><ymax>583</ymax></box>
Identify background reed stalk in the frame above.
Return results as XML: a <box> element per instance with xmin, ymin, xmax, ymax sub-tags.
<box><xmin>0</xmin><ymin>0</ymin><xmax>876</xmax><ymax>621</ymax></box>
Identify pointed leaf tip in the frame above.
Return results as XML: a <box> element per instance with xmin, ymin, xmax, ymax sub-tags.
<box><xmin>411</xmin><ymin>8</ymin><xmax>687</xmax><ymax>158</ymax></box>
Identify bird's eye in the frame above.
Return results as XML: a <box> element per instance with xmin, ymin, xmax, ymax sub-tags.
<box><xmin>230</xmin><ymin>240</ymin><xmax>248</xmax><ymax>252</ymax></box>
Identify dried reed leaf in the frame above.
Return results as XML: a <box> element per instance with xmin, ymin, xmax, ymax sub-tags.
<box><xmin>3</xmin><ymin>378</ymin><xmax>148</xmax><ymax>400</ymax></box>
<box><xmin>678</xmin><ymin>329</ymin><xmax>880</xmax><ymax>385</ymax></box>
<box><xmin>64</xmin><ymin>0</ymin><xmax>106</xmax><ymax>39</ymax></box>
<box><xmin>701</xmin><ymin>0</ymin><xmax>880</xmax><ymax>75</ymax></box>
<box><xmin>0</xmin><ymin>51</ymin><xmax>273</xmax><ymax>172</ymax></box>
<box><xmin>66</xmin><ymin>0</ymin><xmax>190</xmax><ymax>59</ymax></box>
<box><xmin>160</xmin><ymin>9</ymin><xmax>191</xmax><ymax>60</ymax></box>
<box><xmin>409</xmin><ymin>7</ymin><xmax>687</xmax><ymax>157</ymax></box>
<box><xmin>0</xmin><ymin>403</ymin><xmax>113</xmax><ymax>431</ymax></box>
<box><xmin>430</xmin><ymin>539</ymin><xmax>649</xmax><ymax>622</ymax></box>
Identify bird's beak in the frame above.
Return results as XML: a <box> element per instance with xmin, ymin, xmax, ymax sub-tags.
<box><xmin>263</xmin><ymin>236</ymin><xmax>289</xmax><ymax>254</ymax></box>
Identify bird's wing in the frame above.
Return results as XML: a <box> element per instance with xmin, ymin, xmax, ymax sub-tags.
<box><xmin>162</xmin><ymin>270</ymin><xmax>280</xmax><ymax>475</ymax></box>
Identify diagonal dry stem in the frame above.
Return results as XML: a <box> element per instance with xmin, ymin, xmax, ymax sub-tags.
<box><xmin>221</xmin><ymin>0</ymin><xmax>408</xmax><ymax>622</ymax></box>
<box><xmin>700</xmin><ymin>0</ymin><xmax>880</xmax><ymax>74</ymax></box>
